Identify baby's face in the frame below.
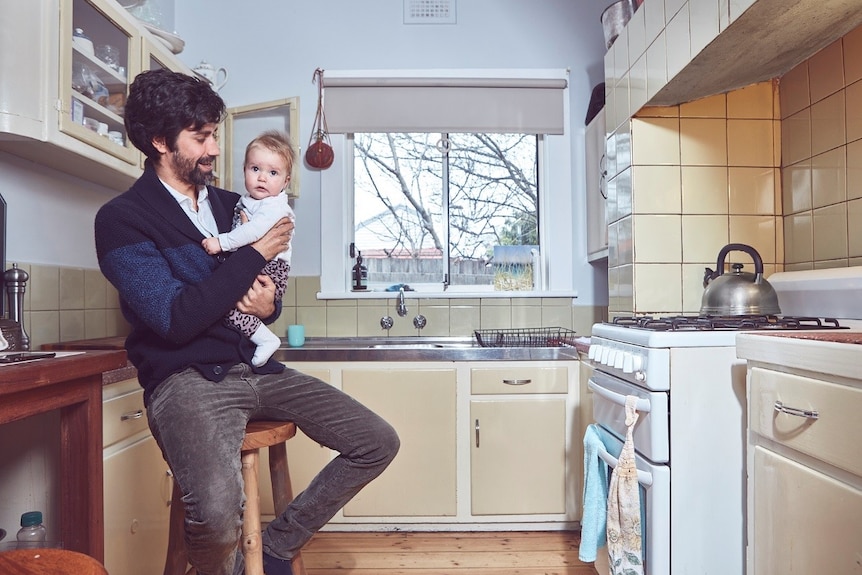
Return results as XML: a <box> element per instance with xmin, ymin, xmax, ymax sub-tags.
<box><xmin>244</xmin><ymin>147</ymin><xmax>291</xmax><ymax>200</ymax></box>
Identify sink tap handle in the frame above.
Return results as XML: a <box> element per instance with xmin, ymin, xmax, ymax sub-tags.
<box><xmin>396</xmin><ymin>287</ymin><xmax>408</xmax><ymax>317</ymax></box>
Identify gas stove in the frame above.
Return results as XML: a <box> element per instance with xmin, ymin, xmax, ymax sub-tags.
<box><xmin>608</xmin><ymin>314</ymin><xmax>845</xmax><ymax>332</ymax></box>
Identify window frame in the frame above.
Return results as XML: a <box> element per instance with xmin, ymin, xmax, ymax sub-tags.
<box><xmin>318</xmin><ymin>69</ymin><xmax>576</xmax><ymax>299</ymax></box>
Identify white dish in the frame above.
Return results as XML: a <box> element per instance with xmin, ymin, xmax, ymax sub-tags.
<box><xmin>140</xmin><ymin>21</ymin><xmax>185</xmax><ymax>54</ymax></box>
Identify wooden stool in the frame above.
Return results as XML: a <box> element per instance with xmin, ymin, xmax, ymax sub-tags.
<box><xmin>164</xmin><ymin>421</ymin><xmax>307</xmax><ymax>575</ymax></box>
<box><xmin>0</xmin><ymin>548</ymin><xmax>108</xmax><ymax>574</ymax></box>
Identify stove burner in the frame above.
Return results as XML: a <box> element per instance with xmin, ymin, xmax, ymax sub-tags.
<box><xmin>610</xmin><ymin>315</ymin><xmax>844</xmax><ymax>331</ymax></box>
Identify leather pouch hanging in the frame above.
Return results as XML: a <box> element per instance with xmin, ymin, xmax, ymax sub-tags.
<box><xmin>305</xmin><ymin>68</ymin><xmax>334</xmax><ymax>170</ymax></box>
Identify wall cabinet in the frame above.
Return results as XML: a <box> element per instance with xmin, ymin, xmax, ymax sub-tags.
<box><xmin>103</xmin><ymin>377</ymin><xmax>171</xmax><ymax>575</ymax></box>
<box><xmin>0</xmin><ymin>0</ymin><xmax>191</xmax><ymax>190</ymax></box>
<box><xmin>585</xmin><ymin>108</ymin><xmax>607</xmax><ymax>260</ymax></box>
<box><xmin>279</xmin><ymin>360</ymin><xmax>579</xmax><ymax>529</ymax></box>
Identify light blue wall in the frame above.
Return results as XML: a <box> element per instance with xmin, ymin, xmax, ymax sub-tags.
<box><xmin>174</xmin><ymin>0</ymin><xmax>607</xmax><ymax>301</ymax></box>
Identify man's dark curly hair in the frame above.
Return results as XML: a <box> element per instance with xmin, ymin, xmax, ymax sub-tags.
<box><xmin>124</xmin><ymin>68</ymin><xmax>226</xmax><ymax>162</ymax></box>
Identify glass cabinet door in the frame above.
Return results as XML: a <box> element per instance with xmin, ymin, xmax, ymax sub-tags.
<box><xmin>224</xmin><ymin>98</ymin><xmax>301</xmax><ymax>198</ymax></box>
<box><xmin>59</xmin><ymin>0</ymin><xmax>140</xmax><ymax>164</ymax></box>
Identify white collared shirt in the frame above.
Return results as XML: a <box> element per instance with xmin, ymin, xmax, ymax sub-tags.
<box><xmin>162</xmin><ymin>180</ymin><xmax>220</xmax><ymax>238</ymax></box>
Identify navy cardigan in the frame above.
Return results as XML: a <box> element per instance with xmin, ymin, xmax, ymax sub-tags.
<box><xmin>95</xmin><ymin>165</ymin><xmax>284</xmax><ymax>404</ymax></box>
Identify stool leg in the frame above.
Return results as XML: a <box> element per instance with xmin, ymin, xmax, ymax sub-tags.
<box><xmin>268</xmin><ymin>443</ymin><xmax>307</xmax><ymax>575</ymax></box>
<box><xmin>242</xmin><ymin>449</ymin><xmax>265</xmax><ymax>575</ymax></box>
<box><xmin>165</xmin><ymin>479</ymin><xmax>191</xmax><ymax>575</ymax></box>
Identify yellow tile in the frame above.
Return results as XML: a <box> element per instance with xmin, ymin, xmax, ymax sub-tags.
<box><xmin>617</xmin><ymin>215</ymin><xmax>634</xmax><ymax>265</ymax></box>
<box><xmin>729</xmin><ymin>167</ymin><xmax>777</xmax><ymax>214</ymax></box>
<box><xmin>773</xmin><ymin>119</ymin><xmax>782</xmax><ymax>167</ymax></box>
<box><xmin>728</xmin><ymin>216</ymin><xmax>777</xmax><ymax>262</ymax></box>
<box><xmin>779</xmin><ymin>61</ymin><xmax>810</xmax><ymax>120</ymax></box>
<box><xmin>479</xmin><ymin>304</ymin><xmax>511</xmax><ymax>330</ymax></box>
<box><xmin>680</xmin><ymin>118</ymin><xmax>727</xmax><ymax>166</ymax></box>
<box><xmin>681</xmin><ymin>215</ymin><xmax>729</xmax><ymax>263</ymax></box>
<box><xmin>448</xmin><ymin>304</ymin><xmax>480</xmax><ymax>337</ymax></box>
<box><xmin>811</xmin><ymin>147</ymin><xmax>847</xmax><ymax>208</ymax></box>
<box><xmin>296</xmin><ymin>307</ymin><xmax>326</xmax><ymax>337</ymax></box>
<box><xmin>781</xmin><ymin>109</ymin><xmax>812</xmax><ymax>167</ymax></box>
<box><xmin>541</xmin><ymin>305</ymin><xmax>574</xmax><ymax>329</ymax></box>
<box><xmin>84</xmin><ymin>309</ymin><xmax>107</xmax><ymax>339</ymax></box>
<box><xmin>645</xmin><ymin>34</ymin><xmax>668</xmax><ymax>101</ymax></box>
<box><xmin>29</xmin><ymin>265</ymin><xmax>59</xmax><ymax>312</ymax></box>
<box><xmin>84</xmin><ymin>269</ymin><xmax>107</xmax><ymax>309</ymax></box>
<box><xmin>325</xmin><ymin>305</ymin><xmax>358</xmax><ymax>337</ymax></box>
<box><xmin>415</xmin><ymin>303</ymin><xmax>451</xmax><ymax>337</ymax></box>
<box><xmin>813</xmin><ymin>203</ymin><xmax>849</xmax><ymax>261</ymax></box>
<box><xmin>637</xmin><ymin>105</ymin><xmax>679</xmax><ymax>118</ymax></box>
<box><xmin>849</xmin><ymin>139</ymin><xmax>862</xmax><ymax>200</ymax></box>
<box><xmin>633</xmin><ymin>214</ymin><xmax>681</xmax><ymax>262</ymax></box>
<box><xmin>681</xmin><ymin>166</ymin><xmax>728</xmax><ymax>214</ymax></box>
<box><xmin>59</xmin><ymin>310</ymin><xmax>85</xmax><ymax>342</ymax></box>
<box><xmin>665</xmin><ymin>4</ymin><xmax>691</xmax><ymax>79</ymax></box>
<box><xmin>632</xmin><ymin>165</ymin><xmax>681</xmax><ymax>214</ymax></box>
<box><xmin>845</xmin><ymin>25</ymin><xmax>862</xmax><ymax>84</ymax></box>
<box><xmin>784</xmin><ymin>212</ymin><xmax>813</xmax><ymax>264</ymax></box>
<box><xmin>811</xmin><ymin>91</ymin><xmax>846</xmax><ymax>156</ymax></box>
<box><xmin>782</xmin><ymin>161</ymin><xmax>812</xmax><ymax>214</ymax></box>
<box><xmin>728</xmin><ymin>119</ymin><xmax>774</xmax><ymax>167</ymax></box>
<box><xmin>682</xmin><ymin>263</ymin><xmax>709</xmax><ymax>314</ymax></box>
<box><xmin>808</xmin><ymin>39</ymin><xmax>845</xmax><ymax>104</ymax></box>
<box><xmin>632</xmin><ymin>117</ymin><xmax>681</xmax><ymax>165</ymax></box>
<box><xmin>357</xmin><ymin>304</ymin><xmax>389</xmax><ymax>336</ymax></box>
<box><xmin>59</xmin><ymin>267</ymin><xmax>84</xmax><ymax>310</ymax></box>
<box><xmin>633</xmin><ymin>263</ymin><xmax>682</xmax><ymax>314</ymax></box>
<box><xmin>814</xmin><ymin>259</ymin><xmax>850</xmax><ymax>269</ymax></box>
<box><xmin>848</xmin><ymin>198</ymin><xmax>862</xmax><ymax>258</ymax></box>
<box><xmin>728</xmin><ymin>81</ymin><xmax>775</xmax><ymax>119</ymax></box>
<box><xmin>295</xmin><ymin>276</ymin><xmax>323</xmax><ymax>307</ymax></box>
<box><xmin>29</xmin><ymin>310</ymin><xmax>59</xmax><ymax>350</ymax></box>
<box><xmin>846</xmin><ymin>79</ymin><xmax>862</xmax><ymax>143</ymax></box>
<box><xmin>680</xmin><ymin>93</ymin><xmax>726</xmax><ymax>118</ymax></box>
<box><xmin>511</xmin><ymin>305</ymin><xmax>543</xmax><ymax>328</ymax></box>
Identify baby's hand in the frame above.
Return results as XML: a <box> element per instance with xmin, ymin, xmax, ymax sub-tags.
<box><xmin>202</xmin><ymin>237</ymin><xmax>222</xmax><ymax>255</ymax></box>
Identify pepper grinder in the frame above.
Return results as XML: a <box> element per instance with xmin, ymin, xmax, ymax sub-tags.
<box><xmin>5</xmin><ymin>264</ymin><xmax>30</xmax><ymax>350</ymax></box>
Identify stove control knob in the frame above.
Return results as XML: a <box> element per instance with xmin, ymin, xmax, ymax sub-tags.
<box><xmin>600</xmin><ymin>346</ymin><xmax>611</xmax><ymax>365</ymax></box>
<box><xmin>622</xmin><ymin>352</ymin><xmax>634</xmax><ymax>373</ymax></box>
<box><xmin>588</xmin><ymin>344</ymin><xmax>601</xmax><ymax>360</ymax></box>
<box><xmin>606</xmin><ymin>348</ymin><xmax>617</xmax><ymax>366</ymax></box>
<box><xmin>613</xmin><ymin>350</ymin><xmax>625</xmax><ymax>369</ymax></box>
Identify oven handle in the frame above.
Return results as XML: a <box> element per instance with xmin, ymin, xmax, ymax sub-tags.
<box><xmin>588</xmin><ymin>379</ymin><xmax>652</xmax><ymax>413</ymax></box>
<box><xmin>596</xmin><ymin>444</ymin><xmax>654</xmax><ymax>487</ymax></box>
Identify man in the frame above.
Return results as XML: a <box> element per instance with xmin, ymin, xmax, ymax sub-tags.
<box><xmin>95</xmin><ymin>69</ymin><xmax>399</xmax><ymax>575</ymax></box>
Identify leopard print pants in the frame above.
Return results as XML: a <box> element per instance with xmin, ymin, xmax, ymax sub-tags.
<box><xmin>226</xmin><ymin>259</ymin><xmax>290</xmax><ymax>337</ymax></box>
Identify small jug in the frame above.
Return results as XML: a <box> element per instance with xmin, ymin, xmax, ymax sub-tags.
<box><xmin>192</xmin><ymin>60</ymin><xmax>228</xmax><ymax>91</ymax></box>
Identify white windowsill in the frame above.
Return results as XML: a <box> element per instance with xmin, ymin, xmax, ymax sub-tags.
<box><xmin>317</xmin><ymin>291</ymin><xmax>578</xmax><ymax>300</ymax></box>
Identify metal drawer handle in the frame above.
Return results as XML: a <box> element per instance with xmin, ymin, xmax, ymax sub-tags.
<box><xmin>120</xmin><ymin>409</ymin><xmax>144</xmax><ymax>421</ymax></box>
<box><xmin>503</xmin><ymin>378</ymin><xmax>531</xmax><ymax>385</ymax></box>
<box><xmin>475</xmin><ymin>419</ymin><xmax>480</xmax><ymax>448</ymax></box>
<box><xmin>774</xmin><ymin>401</ymin><xmax>818</xmax><ymax>420</ymax></box>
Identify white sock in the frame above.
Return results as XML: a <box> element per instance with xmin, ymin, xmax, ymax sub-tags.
<box><xmin>249</xmin><ymin>324</ymin><xmax>281</xmax><ymax>367</ymax></box>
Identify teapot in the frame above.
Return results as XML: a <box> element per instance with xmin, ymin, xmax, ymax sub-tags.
<box><xmin>700</xmin><ymin>243</ymin><xmax>781</xmax><ymax>316</ymax></box>
<box><xmin>192</xmin><ymin>61</ymin><xmax>228</xmax><ymax>91</ymax></box>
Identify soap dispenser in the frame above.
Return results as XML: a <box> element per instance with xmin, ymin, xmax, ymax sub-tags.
<box><xmin>352</xmin><ymin>251</ymin><xmax>368</xmax><ymax>291</ymax></box>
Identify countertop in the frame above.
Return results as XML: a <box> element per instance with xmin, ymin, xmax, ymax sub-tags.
<box><xmin>737</xmin><ymin>330</ymin><xmax>862</xmax><ymax>382</ymax></box>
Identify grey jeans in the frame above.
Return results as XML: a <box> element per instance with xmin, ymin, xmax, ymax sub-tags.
<box><xmin>146</xmin><ymin>364</ymin><xmax>400</xmax><ymax>575</ymax></box>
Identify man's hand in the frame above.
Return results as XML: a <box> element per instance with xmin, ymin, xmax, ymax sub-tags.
<box><xmin>236</xmin><ymin>274</ymin><xmax>277</xmax><ymax>318</ymax></box>
<box><xmin>252</xmin><ymin>217</ymin><xmax>294</xmax><ymax>261</ymax></box>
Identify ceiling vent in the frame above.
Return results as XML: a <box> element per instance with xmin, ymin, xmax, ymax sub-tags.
<box><xmin>403</xmin><ymin>0</ymin><xmax>457</xmax><ymax>24</ymax></box>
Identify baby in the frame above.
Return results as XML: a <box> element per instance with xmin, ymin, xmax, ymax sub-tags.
<box><xmin>203</xmin><ymin>130</ymin><xmax>296</xmax><ymax>366</ymax></box>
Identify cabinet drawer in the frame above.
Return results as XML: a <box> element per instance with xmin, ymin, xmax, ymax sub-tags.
<box><xmin>104</xmin><ymin>386</ymin><xmax>148</xmax><ymax>448</ymax></box>
<box><xmin>471</xmin><ymin>366</ymin><xmax>568</xmax><ymax>394</ymax></box>
<box><xmin>749</xmin><ymin>367</ymin><xmax>862</xmax><ymax>477</ymax></box>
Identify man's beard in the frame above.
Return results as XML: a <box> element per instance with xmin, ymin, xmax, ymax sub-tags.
<box><xmin>171</xmin><ymin>150</ymin><xmax>215</xmax><ymax>186</ymax></box>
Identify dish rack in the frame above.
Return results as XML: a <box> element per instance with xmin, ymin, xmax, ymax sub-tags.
<box><xmin>473</xmin><ymin>327</ymin><xmax>578</xmax><ymax>348</ymax></box>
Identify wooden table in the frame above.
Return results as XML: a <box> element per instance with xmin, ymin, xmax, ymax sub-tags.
<box><xmin>0</xmin><ymin>547</ymin><xmax>108</xmax><ymax>574</ymax></box>
<box><xmin>0</xmin><ymin>350</ymin><xmax>128</xmax><ymax>563</ymax></box>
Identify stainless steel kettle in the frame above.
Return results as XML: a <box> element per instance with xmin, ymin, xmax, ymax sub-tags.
<box><xmin>700</xmin><ymin>243</ymin><xmax>781</xmax><ymax>316</ymax></box>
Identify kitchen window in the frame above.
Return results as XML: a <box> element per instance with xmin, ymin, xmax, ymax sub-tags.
<box><xmin>318</xmin><ymin>70</ymin><xmax>575</xmax><ymax>298</ymax></box>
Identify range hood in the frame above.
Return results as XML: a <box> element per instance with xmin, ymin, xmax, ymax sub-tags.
<box><xmin>650</xmin><ymin>0</ymin><xmax>862</xmax><ymax>106</ymax></box>
<box><xmin>768</xmin><ymin>267</ymin><xmax>862</xmax><ymax>320</ymax></box>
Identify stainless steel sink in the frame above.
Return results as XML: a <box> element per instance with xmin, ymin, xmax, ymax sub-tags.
<box><xmin>283</xmin><ymin>336</ymin><xmax>476</xmax><ymax>350</ymax></box>
<box><xmin>367</xmin><ymin>342</ymin><xmax>474</xmax><ymax>349</ymax></box>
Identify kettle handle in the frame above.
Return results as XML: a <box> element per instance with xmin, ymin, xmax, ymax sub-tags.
<box><xmin>704</xmin><ymin>243</ymin><xmax>764</xmax><ymax>287</ymax></box>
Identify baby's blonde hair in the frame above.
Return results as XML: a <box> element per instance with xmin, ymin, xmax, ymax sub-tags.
<box><xmin>244</xmin><ymin>130</ymin><xmax>296</xmax><ymax>175</ymax></box>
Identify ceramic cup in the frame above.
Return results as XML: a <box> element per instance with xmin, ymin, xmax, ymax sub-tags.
<box><xmin>287</xmin><ymin>324</ymin><xmax>305</xmax><ymax>347</ymax></box>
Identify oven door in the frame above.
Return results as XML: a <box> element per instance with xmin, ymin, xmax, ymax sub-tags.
<box><xmin>594</xmin><ymin>426</ymin><xmax>670</xmax><ymax>575</ymax></box>
<box><xmin>589</xmin><ymin>370</ymin><xmax>669</xmax><ymax>463</ymax></box>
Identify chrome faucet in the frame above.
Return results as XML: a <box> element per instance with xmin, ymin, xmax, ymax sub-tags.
<box><xmin>396</xmin><ymin>287</ymin><xmax>408</xmax><ymax>317</ymax></box>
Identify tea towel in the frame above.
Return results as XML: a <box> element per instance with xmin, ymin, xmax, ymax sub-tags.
<box><xmin>606</xmin><ymin>395</ymin><xmax>644</xmax><ymax>575</ymax></box>
<box><xmin>579</xmin><ymin>423</ymin><xmax>609</xmax><ymax>562</ymax></box>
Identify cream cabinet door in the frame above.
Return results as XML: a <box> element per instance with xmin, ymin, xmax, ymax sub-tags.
<box><xmin>341</xmin><ymin>367</ymin><xmax>458</xmax><ymax>517</ymax></box>
<box><xmin>470</xmin><ymin>398</ymin><xmax>567</xmax><ymax>515</ymax></box>
<box><xmin>103</xmin><ymin>435</ymin><xmax>172</xmax><ymax>575</ymax></box>
<box><xmin>751</xmin><ymin>446</ymin><xmax>862</xmax><ymax>575</ymax></box>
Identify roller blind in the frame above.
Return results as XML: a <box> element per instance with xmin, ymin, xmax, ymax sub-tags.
<box><xmin>322</xmin><ymin>75</ymin><xmax>567</xmax><ymax>135</ymax></box>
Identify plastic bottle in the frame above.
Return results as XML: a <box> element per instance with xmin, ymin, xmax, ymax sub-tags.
<box><xmin>16</xmin><ymin>511</ymin><xmax>47</xmax><ymax>548</ymax></box>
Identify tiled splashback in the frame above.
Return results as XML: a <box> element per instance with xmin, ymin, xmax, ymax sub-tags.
<box><xmin>19</xmin><ymin>263</ymin><xmax>605</xmax><ymax>350</ymax></box>
<box><xmin>606</xmin><ymin>24</ymin><xmax>862</xmax><ymax>316</ymax></box>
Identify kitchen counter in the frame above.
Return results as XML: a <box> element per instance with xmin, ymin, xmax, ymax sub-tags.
<box><xmin>45</xmin><ymin>336</ymin><xmax>582</xmax><ymax>363</ymax></box>
<box><xmin>737</xmin><ymin>330</ymin><xmax>862</xmax><ymax>381</ymax></box>
<box><xmin>0</xmin><ymin>349</ymin><xmax>128</xmax><ymax>563</ymax></box>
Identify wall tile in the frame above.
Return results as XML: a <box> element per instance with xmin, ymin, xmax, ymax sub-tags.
<box><xmin>781</xmin><ymin>109</ymin><xmax>812</xmax><ymax>166</ymax></box>
<box><xmin>727</xmin><ymin>119</ymin><xmax>774</xmax><ymax>167</ymax></box>
<box><xmin>848</xmin><ymin>139</ymin><xmax>862</xmax><ymax>200</ymax></box>
<box><xmin>681</xmin><ymin>215</ymin><xmax>729</xmax><ymax>262</ymax></box>
<box><xmin>728</xmin><ymin>216</ymin><xmax>777</xmax><ymax>262</ymax></box>
<box><xmin>680</xmin><ymin>93</ymin><xmax>726</xmax><ymax>119</ymax></box>
<box><xmin>848</xmin><ymin>198</ymin><xmax>862</xmax><ymax>258</ymax></box>
<box><xmin>448</xmin><ymin>302</ymin><xmax>480</xmax><ymax>337</ymax></box>
<box><xmin>634</xmin><ymin>263</ymin><xmax>682</xmax><ymax>314</ymax></box>
<box><xmin>784</xmin><ymin>212</ymin><xmax>813</xmax><ymax>264</ymax></box>
<box><xmin>682</xmin><ymin>263</ymin><xmax>708</xmax><ymax>313</ymax></box>
<box><xmin>665</xmin><ymin>0</ymin><xmax>687</xmax><ymax>24</ymax></box>
<box><xmin>808</xmin><ymin>39</ymin><xmax>845</xmax><ymax>104</ymax></box>
<box><xmin>845</xmin><ymin>25</ymin><xmax>862</xmax><ymax>84</ymax></box>
<box><xmin>782</xmin><ymin>160</ymin><xmax>812</xmax><ymax>214</ymax></box>
<box><xmin>356</xmin><ymin>303</ymin><xmax>389</xmax><ymax>336</ymax></box>
<box><xmin>729</xmin><ymin>167</ymin><xmax>776</xmax><ymax>214</ymax></box>
<box><xmin>665</xmin><ymin>4</ymin><xmax>691</xmax><ymax>80</ymax></box>
<box><xmin>645</xmin><ymin>33</ymin><xmax>668</xmax><ymax>101</ymax></box>
<box><xmin>325</xmin><ymin>300</ymin><xmax>358</xmax><ymax>337</ymax></box>
<box><xmin>297</xmin><ymin>307</ymin><xmax>326</xmax><ymax>337</ymax></box>
<box><xmin>295</xmin><ymin>276</ymin><xmax>323</xmax><ymax>307</ymax></box>
<box><xmin>29</xmin><ymin>311</ymin><xmax>59</xmax><ymax>350</ymax></box>
<box><xmin>84</xmin><ymin>270</ymin><xmax>107</xmax><ymax>310</ymax></box>
<box><xmin>59</xmin><ymin>268</ymin><xmax>84</xmax><ymax>310</ymax></box>
<box><xmin>633</xmin><ymin>117</ymin><xmax>682</xmax><ymax>166</ymax></box>
<box><xmin>84</xmin><ymin>309</ymin><xmax>107</xmax><ymax>340</ymax></box>
<box><xmin>479</xmin><ymin>304</ymin><xmax>511</xmax><ymax>330</ymax></box>
<box><xmin>609</xmin><ymin>219</ymin><xmax>620</xmax><ymax>267</ymax></box>
<box><xmin>616</xmin><ymin>166</ymin><xmax>633</xmax><ymax>219</ymax></box>
<box><xmin>681</xmin><ymin>166</ymin><xmax>728</xmax><ymax>214</ymax></box>
<box><xmin>633</xmin><ymin>214</ymin><xmax>682</xmax><ymax>262</ymax></box>
<box><xmin>29</xmin><ymin>266</ymin><xmax>59</xmax><ymax>312</ymax></box>
<box><xmin>644</xmin><ymin>0</ymin><xmax>665</xmax><ymax>45</ymax></box>
<box><xmin>628</xmin><ymin>6</ymin><xmax>647</xmax><ymax>69</ymax></box>
<box><xmin>811</xmin><ymin>147</ymin><xmax>847</xmax><ymax>208</ymax></box>
<box><xmin>813</xmin><ymin>203</ymin><xmax>849</xmax><ymax>261</ymax></box>
<box><xmin>680</xmin><ymin>118</ymin><xmax>727</xmax><ymax>166</ymax></box>
<box><xmin>617</xmin><ymin>215</ymin><xmax>634</xmax><ymax>265</ymax></box>
<box><xmin>846</xmin><ymin>79</ymin><xmax>862</xmax><ymax>143</ymax></box>
<box><xmin>811</xmin><ymin>91</ymin><xmax>846</xmax><ymax>155</ymax></box>
<box><xmin>728</xmin><ymin>81</ymin><xmax>774</xmax><ymax>119</ymax></box>
<box><xmin>779</xmin><ymin>61</ymin><xmax>810</xmax><ymax>120</ymax></box>
<box><xmin>630</xmin><ymin>55</ymin><xmax>648</xmax><ymax>115</ymax></box>
<box><xmin>689</xmin><ymin>0</ymin><xmax>719</xmax><ymax>56</ymax></box>
<box><xmin>510</xmin><ymin>304</ymin><xmax>543</xmax><ymax>328</ymax></box>
<box><xmin>59</xmin><ymin>310</ymin><xmax>85</xmax><ymax>342</ymax></box>
<box><xmin>632</xmin><ymin>165</ymin><xmax>681</xmax><ymax>214</ymax></box>
<box><xmin>616</xmin><ymin>264</ymin><xmax>634</xmax><ymax>314</ymax></box>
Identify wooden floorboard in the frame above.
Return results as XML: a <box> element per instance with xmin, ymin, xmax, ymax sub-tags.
<box><xmin>302</xmin><ymin>531</ymin><xmax>598</xmax><ymax>575</ymax></box>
